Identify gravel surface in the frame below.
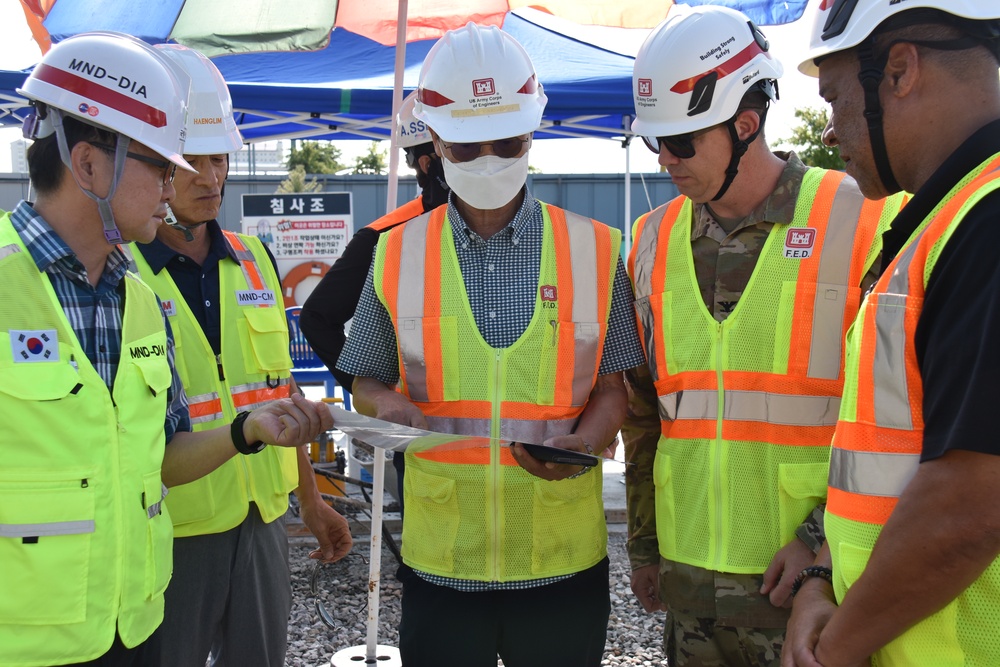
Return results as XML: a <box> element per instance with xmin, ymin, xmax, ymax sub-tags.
<box><xmin>285</xmin><ymin>530</ymin><xmax>669</xmax><ymax>666</ymax></box>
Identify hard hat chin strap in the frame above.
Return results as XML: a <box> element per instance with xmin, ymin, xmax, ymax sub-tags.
<box><xmin>856</xmin><ymin>38</ymin><xmax>902</xmax><ymax>194</ymax></box>
<box><xmin>712</xmin><ymin>104</ymin><xmax>768</xmax><ymax>202</ymax></box>
<box><xmin>51</xmin><ymin>107</ymin><xmax>131</xmax><ymax>244</ymax></box>
<box><xmin>164</xmin><ymin>204</ymin><xmax>210</xmax><ymax>242</ymax></box>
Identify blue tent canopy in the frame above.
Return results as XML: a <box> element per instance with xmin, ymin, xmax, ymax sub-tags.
<box><xmin>214</xmin><ymin>10</ymin><xmax>640</xmax><ymax>142</ymax></box>
<box><xmin>1</xmin><ymin>11</ymin><xmax>640</xmax><ymax>143</ymax></box>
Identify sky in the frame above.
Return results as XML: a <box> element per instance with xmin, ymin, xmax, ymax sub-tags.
<box><xmin>0</xmin><ymin>2</ymin><xmax>828</xmax><ymax>175</ymax></box>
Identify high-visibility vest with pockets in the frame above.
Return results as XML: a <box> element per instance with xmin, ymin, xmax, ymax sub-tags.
<box><xmin>628</xmin><ymin>169</ymin><xmax>905</xmax><ymax>573</ymax></box>
<box><xmin>133</xmin><ymin>231</ymin><xmax>296</xmax><ymax>537</ymax></box>
<box><xmin>827</xmin><ymin>154</ymin><xmax>1000</xmax><ymax>666</ymax></box>
<box><xmin>373</xmin><ymin>203</ymin><xmax>618</xmax><ymax>581</ymax></box>
<box><xmin>0</xmin><ymin>214</ymin><xmax>173</xmax><ymax>666</ymax></box>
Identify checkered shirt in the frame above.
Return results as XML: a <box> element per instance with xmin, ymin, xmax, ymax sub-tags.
<box><xmin>9</xmin><ymin>201</ymin><xmax>190</xmax><ymax>441</ymax></box>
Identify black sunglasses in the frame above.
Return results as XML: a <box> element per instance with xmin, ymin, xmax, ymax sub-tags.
<box><xmin>442</xmin><ymin>136</ymin><xmax>530</xmax><ymax>163</ymax></box>
<box><xmin>641</xmin><ymin>123</ymin><xmax>722</xmax><ymax>160</ymax></box>
<box><xmin>90</xmin><ymin>142</ymin><xmax>176</xmax><ymax>185</ymax></box>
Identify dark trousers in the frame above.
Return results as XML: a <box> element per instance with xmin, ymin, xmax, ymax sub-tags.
<box><xmin>397</xmin><ymin>557</ymin><xmax>610</xmax><ymax>667</ymax></box>
<box><xmin>158</xmin><ymin>505</ymin><xmax>291</xmax><ymax>667</ymax></box>
<box><xmin>65</xmin><ymin>630</ymin><xmax>161</xmax><ymax>667</ymax></box>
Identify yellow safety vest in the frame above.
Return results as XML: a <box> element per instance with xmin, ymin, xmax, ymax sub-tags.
<box><xmin>628</xmin><ymin>169</ymin><xmax>905</xmax><ymax>573</ymax></box>
<box><xmin>373</xmin><ymin>203</ymin><xmax>618</xmax><ymax>581</ymax></box>
<box><xmin>828</xmin><ymin>154</ymin><xmax>1000</xmax><ymax>666</ymax></box>
<box><xmin>0</xmin><ymin>214</ymin><xmax>172</xmax><ymax>665</ymax></box>
<box><xmin>133</xmin><ymin>231</ymin><xmax>296</xmax><ymax>536</ymax></box>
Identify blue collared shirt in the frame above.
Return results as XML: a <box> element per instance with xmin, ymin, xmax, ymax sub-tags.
<box><xmin>9</xmin><ymin>201</ymin><xmax>190</xmax><ymax>442</ymax></box>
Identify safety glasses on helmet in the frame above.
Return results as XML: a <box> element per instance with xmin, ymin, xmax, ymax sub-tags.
<box><xmin>91</xmin><ymin>142</ymin><xmax>177</xmax><ymax>185</ymax></box>
<box><xmin>441</xmin><ymin>136</ymin><xmax>530</xmax><ymax>163</ymax></box>
<box><xmin>820</xmin><ymin>0</ymin><xmax>861</xmax><ymax>41</ymax></box>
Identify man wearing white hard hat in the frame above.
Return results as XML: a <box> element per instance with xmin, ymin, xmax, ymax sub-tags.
<box><xmin>0</xmin><ymin>32</ymin><xmax>333</xmax><ymax>667</ymax></box>
<box><xmin>338</xmin><ymin>22</ymin><xmax>645</xmax><ymax>667</ymax></box>
<box><xmin>784</xmin><ymin>2</ymin><xmax>1000</xmax><ymax>665</ymax></box>
<box><xmin>621</xmin><ymin>5</ymin><xmax>907</xmax><ymax>666</ymax></box>
<box><xmin>128</xmin><ymin>44</ymin><xmax>352</xmax><ymax>667</ymax></box>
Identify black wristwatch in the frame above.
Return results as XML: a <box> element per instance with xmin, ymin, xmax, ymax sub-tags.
<box><xmin>231</xmin><ymin>411</ymin><xmax>266</xmax><ymax>455</ymax></box>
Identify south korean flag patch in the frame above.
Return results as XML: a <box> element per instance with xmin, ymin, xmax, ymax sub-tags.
<box><xmin>10</xmin><ymin>329</ymin><xmax>60</xmax><ymax>363</ymax></box>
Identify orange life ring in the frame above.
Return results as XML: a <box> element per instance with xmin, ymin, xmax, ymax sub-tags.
<box><xmin>281</xmin><ymin>261</ymin><xmax>330</xmax><ymax>307</ymax></box>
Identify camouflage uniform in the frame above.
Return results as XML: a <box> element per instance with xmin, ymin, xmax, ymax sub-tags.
<box><xmin>624</xmin><ymin>152</ymin><xmax>878</xmax><ymax>667</ymax></box>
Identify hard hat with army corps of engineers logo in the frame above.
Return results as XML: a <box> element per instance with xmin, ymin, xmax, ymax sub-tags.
<box><xmin>19</xmin><ymin>31</ymin><xmax>194</xmax><ymax>172</ymax></box>
<box><xmin>414</xmin><ymin>22</ymin><xmax>547</xmax><ymax>143</ymax></box>
<box><xmin>631</xmin><ymin>4</ymin><xmax>782</xmax><ymax>139</ymax></box>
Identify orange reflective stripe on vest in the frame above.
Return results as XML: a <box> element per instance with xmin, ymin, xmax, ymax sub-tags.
<box><xmin>367</xmin><ymin>197</ymin><xmax>426</xmax><ymax>233</ymax></box>
<box><xmin>830</xmin><ymin>157</ymin><xmax>1000</xmax><ymax>525</ymax></box>
<box><xmin>187</xmin><ymin>390</ymin><xmax>224</xmax><ymax>425</ymax></box>
<box><xmin>371</xmin><ymin>201</ymin><xmax>618</xmax><ymax>580</ymax></box>
<box><xmin>628</xmin><ymin>198</ymin><xmax>684</xmax><ymax>383</ymax></box>
<box><xmin>628</xmin><ymin>167</ymin><xmax>902</xmax><ymax>572</ymax></box>
<box><xmin>222</xmin><ymin>230</ymin><xmax>268</xmax><ymax>304</ymax></box>
<box><xmin>230</xmin><ymin>378</ymin><xmax>291</xmax><ymax>412</ymax></box>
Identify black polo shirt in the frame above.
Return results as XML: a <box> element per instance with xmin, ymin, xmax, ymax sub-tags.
<box><xmin>879</xmin><ymin>118</ymin><xmax>1000</xmax><ymax>461</ymax></box>
<box><xmin>136</xmin><ymin>220</ymin><xmax>280</xmax><ymax>355</ymax></box>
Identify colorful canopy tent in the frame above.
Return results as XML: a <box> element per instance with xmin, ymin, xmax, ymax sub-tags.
<box><xmin>32</xmin><ymin>0</ymin><xmax>808</xmax><ymax>55</ymax></box>
<box><xmin>1</xmin><ymin>10</ymin><xmax>642</xmax><ymax>142</ymax></box>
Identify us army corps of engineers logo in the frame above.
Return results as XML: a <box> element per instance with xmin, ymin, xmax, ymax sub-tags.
<box><xmin>784</xmin><ymin>227</ymin><xmax>816</xmax><ymax>259</ymax></box>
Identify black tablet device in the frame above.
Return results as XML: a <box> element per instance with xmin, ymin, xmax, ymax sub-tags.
<box><xmin>514</xmin><ymin>442</ymin><xmax>600</xmax><ymax>467</ymax></box>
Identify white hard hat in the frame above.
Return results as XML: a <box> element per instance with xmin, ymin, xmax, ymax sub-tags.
<box><xmin>155</xmin><ymin>43</ymin><xmax>243</xmax><ymax>154</ymax></box>
<box><xmin>397</xmin><ymin>91</ymin><xmax>432</xmax><ymax>148</ymax></box>
<box><xmin>414</xmin><ymin>22</ymin><xmax>547</xmax><ymax>142</ymax></box>
<box><xmin>631</xmin><ymin>5</ymin><xmax>783</xmax><ymax>138</ymax></box>
<box><xmin>19</xmin><ymin>31</ymin><xmax>194</xmax><ymax>171</ymax></box>
<box><xmin>799</xmin><ymin>0</ymin><xmax>1000</xmax><ymax>76</ymax></box>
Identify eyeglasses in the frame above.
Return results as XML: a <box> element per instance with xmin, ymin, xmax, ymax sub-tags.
<box><xmin>641</xmin><ymin>124</ymin><xmax>722</xmax><ymax>159</ymax></box>
<box><xmin>90</xmin><ymin>142</ymin><xmax>176</xmax><ymax>185</ymax></box>
<box><xmin>441</xmin><ymin>136</ymin><xmax>530</xmax><ymax>163</ymax></box>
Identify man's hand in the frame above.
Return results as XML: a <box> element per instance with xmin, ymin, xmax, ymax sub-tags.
<box><xmin>372</xmin><ymin>390</ymin><xmax>429</xmax><ymax>429</ymax></box>
<box><xmin>244</xmin><ymin>393</ymin><xmax>334</xmax><ymax>448</ymax></box>
<box><xmin>781</xmin><ymin>577</ymin><xmax>837</xmax><ymax>667</ymax></box>
<box><xmin>630</xmin><ymin>563</ymin><xmax>666</xmax><ymax>612</ymax></box>
<box><xmin>510</xmin><ymin>433</ymin><xmax>592</xmax><ymax>481</ymax></box>
<box><xmin>761</xmin><ymin>537</ymin><xmax>816</xmax><ymax>608</ymax></box>
<box><xmin>299</xmin><ymin>497</ymin><xmax>353</xmax><ymax>564</ymax></box>
<box><xmin>352</xmin><ymin>377</ymin><xmax>428</xmax><ymax>429</ymax></box>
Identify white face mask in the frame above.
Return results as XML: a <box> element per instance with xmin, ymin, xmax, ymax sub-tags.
<box><xmin>442</xmin><ymin>153</ymin><xmax>530</xmax><ymax>210</ymax></box>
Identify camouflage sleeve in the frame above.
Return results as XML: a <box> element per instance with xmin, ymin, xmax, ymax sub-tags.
<box><xmin>795</xmin><ymin>503</ymin><xmax>826</xmax><ymax>554</ymax></box>
<box><xmin>623</xmin><ymin>363</ymin><xmax>661</xmax><ymax>571</ymax></box>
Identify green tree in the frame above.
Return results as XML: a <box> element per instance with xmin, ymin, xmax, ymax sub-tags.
<box><xmin>286</xmin><ymin>140</ymin><xmax>345</xmax><ymax>174</ymax></box>
<box><xmin>778</xmin><ymin>107</ymin><xmax>845</xmax><ymax>170</ymax></box>
<box><xmin>352</xmin><ymin>141</ymin><xmax>388</xmax><ymax>175</ymax></box>
<box><xmin>276</xmin><ymin>165</ymin><xmax>322</xmax><ymax>193</ymax></box>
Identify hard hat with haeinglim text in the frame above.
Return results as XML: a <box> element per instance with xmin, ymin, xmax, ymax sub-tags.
<box><xmin>19</xmin><ymin>31</ymin><xmax>194</xmax><ymax>171</ymax></box>
<box><xmin>631</xmin><ymin>4</ymin><xmax>782</xmax><ymax>139</ymax></box>
<box><xmin>414</xmin><ymin>22</ymin><xmax>547</xmax><ymax>143</ymax></box>
<box><xmin>155</xmin><ymin>43</ymin><xmax>243</xmax><ymax>154</ymax></box>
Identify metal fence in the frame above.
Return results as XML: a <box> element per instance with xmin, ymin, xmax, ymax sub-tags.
<box><xmin>0</xmin><ymin>172</ymin><xmax>678</xmax><ymax>242</ymax></box>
